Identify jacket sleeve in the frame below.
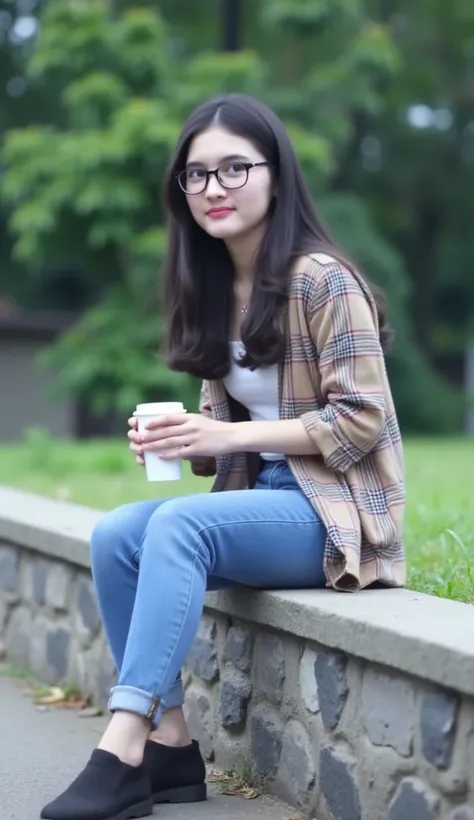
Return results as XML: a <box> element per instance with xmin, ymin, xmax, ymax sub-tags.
<box><xmin>190</xmin><ymin>380</ymin><xmax>217</xmax><ymax>477</ymax></box>
<box><xmin>300</xmin><ymin>262</ymin><xmax>387</xmax><ymax>472</ymax></box>
<box><xmin>199</xmin><ymin>379</ymin><xmax>213</xmax><ymax>417</ymax></box>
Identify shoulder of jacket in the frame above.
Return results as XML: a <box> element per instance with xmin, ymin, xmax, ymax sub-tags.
<box><xmin>294</xmin><ymin>253</ymin><xmax>341</xmax><ymax>273</ymax></box>
<box><xmin>290</xmin><ymin>252</ymin><xmax>370</xmax><ymax>318</ymax></box>
<box><xmin>291</xmin><ymin>252</ymin><xmax>342</xmax><ymax>279</ymax></box>
<box><xmin>290</xmin><ymin>253</ymin><xmax>348</xmax><ymax>291</ymax></box>
<box><xmin>304</xmin><ymin>252</ymin><xmax>339</xmax><ymax>267</ymax></box>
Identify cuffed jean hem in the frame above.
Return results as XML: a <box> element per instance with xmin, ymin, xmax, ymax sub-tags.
<box><xmin>108</xmin><ymin>678</ymin><xmax>184</xmax><ymax>728</ymax></box>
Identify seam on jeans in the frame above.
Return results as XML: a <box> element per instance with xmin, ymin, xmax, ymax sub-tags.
<box><xmin>195</xmin><ymin>518</ymin><xmax>324</xmax><ymax>545</ymax></box>
<box><xmin>131</xmin><ymin>549</ymin><xmax>140</xmax><ymax>568</ymax></box>
<box><xmin>131</xmin><ymin>501</ymin><xmax>171</xmax><ymax>568</ymax></box>
<box><xmin>267</xmin><ymin>462</ymin><xmax>280</xmax><ymax>488</ymax></box>
<box><xmin>111</xmin><ymin>678</ymin><xmax>183</xmax><ymax>705</ymax></box>
<box><xmin>111</xmin><ymin>684</ymin><xmax>151</xmax><ymax>696</ymax></box>
<box><xmin>131</xmin><ymin>510</ymin><xmax>323</xmax><ymax>698</ymax></box>
<box><xmin>152</xmin><ymin>545</ymin><xmax>200</xmax><ymax>697</ymax></box>
<box><xmin>195</xmin><ymin>518</ymin><xmax>325</xmax><ymax>582</ymax></box>
<box><xmin>132</xmin><ymin>525</ymin><xmax>150</xmax><ymax>569</ymax></box>
<box><xmin>93</xmin><ymin>519</ymin><xmax>143</xmax><ymax>572</ymax></box>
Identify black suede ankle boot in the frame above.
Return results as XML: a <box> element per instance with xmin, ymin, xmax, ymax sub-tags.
<box><xmin>40</xmin><ymin>749</ymin><xmax>153</xmax><ymax>820</ymax></box>
<box><xmin>144</xmin><ymin>739</ymin><xmax>207</xmax><ymax>804</ymax></box>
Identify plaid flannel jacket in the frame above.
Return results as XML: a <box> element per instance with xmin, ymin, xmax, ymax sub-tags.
<box><xmin>195</xmin><ymin>253</ymin><xmax>406</xmax><ymax>591</ymax></box>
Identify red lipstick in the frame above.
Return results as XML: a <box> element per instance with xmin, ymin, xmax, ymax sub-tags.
<box><xmin>206</xmin><ymin>207</ymin><xmax>235</xmax><ymax>219</ymax></box>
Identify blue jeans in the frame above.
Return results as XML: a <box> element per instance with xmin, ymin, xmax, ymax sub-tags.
<box><xmin>90</xmin><ymin>460</ymin><xmax>326</xmax><ymax>726</ymax></box>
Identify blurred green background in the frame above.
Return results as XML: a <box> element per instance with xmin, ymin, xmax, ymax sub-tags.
<box><xmin>1</xmin><ymin>431</ymin><xmax>473</xmax><ymax>603</ymax></box>
<box><xmin>1</xmin><ymin>0</ymin><xmax>474</xmax><ymax>429</ymax></box>
<box><xmin>0</xmin><ymin>0</ymin><xmax>473</xmax><ymax>601</ymax></box>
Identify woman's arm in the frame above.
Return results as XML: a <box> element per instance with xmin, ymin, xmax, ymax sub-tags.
<box><xmin>230</xmin><ymin>418</ymin><xmax>318</xmax><ymax>456</ymax></box>
<box><xmin>231</xmin><ymin>262</ymin><xmax>386</xmax><ymax>469</ymax></box>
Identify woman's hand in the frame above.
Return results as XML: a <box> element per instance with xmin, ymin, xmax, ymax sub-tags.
<box><xmin>138</xmin><ymin>413</ymin><xmax>235</xmax><ymax>460</ymax></box>
<box><xmin>127</xmin><ymin>416</ymin><xmax>145</xmax><ymax>466</ymax></box>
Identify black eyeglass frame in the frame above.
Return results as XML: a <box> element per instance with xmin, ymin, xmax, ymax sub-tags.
<box><xmin>176</xmin><ymin>161</ymin><xmax>270</xmax><ymax>194</ymax></box>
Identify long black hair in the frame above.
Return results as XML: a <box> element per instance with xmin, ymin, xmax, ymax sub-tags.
<box><xmin>163</xmin><ymin>93</ymin><xmax>392</xmax><ymax>380</ymax></box>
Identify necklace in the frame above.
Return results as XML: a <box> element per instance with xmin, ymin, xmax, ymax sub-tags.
<box><xmin>241</xmin><ymin>305</ymin><xmax>248</xmax><ymax>315</ymax></box>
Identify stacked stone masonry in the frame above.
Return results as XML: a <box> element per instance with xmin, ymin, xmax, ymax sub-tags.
<box><xmin>1</xmin><ymin>538</ymin><xmax>474</xmax><ymax>819</ymax></box>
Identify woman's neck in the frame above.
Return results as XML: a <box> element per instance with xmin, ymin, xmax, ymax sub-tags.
<box><xmin>225</xmin><ymin>220</ymin><xmax>267</xmax><ymax>283</ymax></box>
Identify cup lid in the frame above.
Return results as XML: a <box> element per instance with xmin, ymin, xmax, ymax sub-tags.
<box><xmin>134</xmin><ymin>402</ymin><xmax>186</xmax><ymax>415</ymax></box>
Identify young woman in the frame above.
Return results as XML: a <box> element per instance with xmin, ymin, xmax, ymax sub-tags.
<box><xmin>41</xmin><ymin>93</ymin><xmax>405</xmax><ymax>820</ymax></box>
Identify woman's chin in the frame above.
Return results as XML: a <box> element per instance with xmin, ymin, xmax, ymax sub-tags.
<box><xmin>203</xmin><ymin>220</ymin><xmax>243</xmax><ymax>240</ymax></box>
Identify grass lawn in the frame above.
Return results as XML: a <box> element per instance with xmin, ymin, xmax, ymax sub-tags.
<box><xmin>0</xmin><ymin>430</ymin><xmax>473</xmax><ymax>604</ymax></box>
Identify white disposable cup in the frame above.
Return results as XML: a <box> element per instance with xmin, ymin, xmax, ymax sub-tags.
<box><xmin>133</xmin><ymin>402</ymin><xmax>187</xmax><ymax>482</ymax></box>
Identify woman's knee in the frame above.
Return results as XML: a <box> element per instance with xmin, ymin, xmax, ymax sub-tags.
<box><xmin>147</xmin><ymin>495</ymin><xmax>205</xmax><ymax>534</ymax></box>
<box><xmin>144</xmin><ymin>494</ymin><xmax>216</xmax><ymax>569</ymax></box>
<box><xmin>90</xmin><ymin>501</ymin><xmax>152</xmax><ymax>573</ymax></box>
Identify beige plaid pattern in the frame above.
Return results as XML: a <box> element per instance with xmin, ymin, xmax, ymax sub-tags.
<box><xmin>199</xmin><ymin>254</ymin><xmax>405</xmax><ymax>591</ymax></box>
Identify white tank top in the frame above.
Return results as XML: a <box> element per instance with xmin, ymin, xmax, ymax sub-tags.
<box><xmin>223</xmin><ymin>342</ymin><xmax>284</xmax><ymax>461</ymax></box>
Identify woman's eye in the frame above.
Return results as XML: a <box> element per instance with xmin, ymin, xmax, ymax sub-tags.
<box><xmin>188</xmin><ymin>169</ymin><xmax>206</xmax><ymax>180</ymax></box>
<box><xmin>221</xmin><ymin>163</ymin><xmax>245</xmax><ymax>175</ymax></box>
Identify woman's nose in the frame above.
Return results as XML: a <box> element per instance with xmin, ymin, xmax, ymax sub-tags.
<box><xmin>205</xmin><ymin>174</ymin><xmax>226</xmax><ymax>197</ymax></box>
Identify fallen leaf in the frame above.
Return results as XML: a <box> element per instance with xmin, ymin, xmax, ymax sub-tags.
<box><xmin>33</xmin><ymin>686</ymin><xmax>66</xmax><ymax>705</ymax></box>
<box><xmin>208</xmin><ymin>768</ymin><xmax>234</xmax><ymax>783</ymax></box>
<box><xmin>32</xmin><ymin>685</ymin><xmax>87</xmax><ymax>709</ymax></box>
<box><xmin>220</xmin><ymin>785</ymin><xmax>260</xmax><ymax>800</ymax></box>
<box><xmin>207</xmin><ymin>768</ymin><xmax>260</xmax><ymax>799</ymax></box>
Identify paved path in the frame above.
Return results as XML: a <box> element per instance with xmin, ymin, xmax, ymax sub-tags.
<box><xmin>0</xmin><ymin>674</ymin><xmax>295</xmax><ymax>820</ymax></box>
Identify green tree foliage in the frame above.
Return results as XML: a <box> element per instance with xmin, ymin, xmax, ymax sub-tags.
<box><xmin>0</xmin><ymin>0</ymin><xmax>459</xmax><ymax>429</ymax></box>
<box><xmin>338</xmin><ymin>0</ymin><xmax>474</xmax><ymax>357</ymax></box>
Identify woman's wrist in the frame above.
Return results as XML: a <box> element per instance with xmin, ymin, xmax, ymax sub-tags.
<box><xmin>228</xmin><ymin>421</ymin><xmax>257</xmax><ymax>453</ymax></box>
<box><xmin>229</xmin><ymin>419</ymin><xmax>318</xmax><ymax>457</ymax></box>
<box><xmin>229</xmin><ymin>420</ymin><xmax>278</xmax><ymax>454</ymax></box>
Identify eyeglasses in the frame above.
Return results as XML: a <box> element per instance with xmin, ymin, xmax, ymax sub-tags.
<box><xmin>176</xmin><ymin>161</ymin><xmax>270</xmax><ymax>195</ymax></box>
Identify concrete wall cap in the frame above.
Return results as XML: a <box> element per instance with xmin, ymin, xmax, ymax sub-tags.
<box><xmin>1</xmin><ymin>486</ymin><xmax>473</xmax><ymax>697</ymax></box>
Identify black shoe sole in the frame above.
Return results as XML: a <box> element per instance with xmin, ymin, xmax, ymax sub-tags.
<box><xmin>116</xmin><ymin>800</ymin><xmax>154</xmax><ymax>820</ymax></box>
<box><xmin>41</xmin><ymin>797</ymin><xmax>154</xmax><ymax>820</ymax></box>
<box><xmin>153</xmin><ymin>783</ymin><xmax>207</xmax><ymax>804</ymax></box>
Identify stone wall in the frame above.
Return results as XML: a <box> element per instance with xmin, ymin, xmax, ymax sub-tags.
<box><xmin>0</xmin><ymin>542</ymin><xmax>116</xmax><ymax>707</ymax></box>
<box><xmin>1</xmin><ymin>486</ymin><xmax>474</xmax><ymax>820</ymax></box>
<box><xmin>184</xmin><ymin>612</ymin><xmax>474</xmax><ymax>820</ymax></box>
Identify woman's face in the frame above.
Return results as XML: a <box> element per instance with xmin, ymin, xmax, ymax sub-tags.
<box><xmin>183</xmin><ymin>126</ymin><xmax>274</xmax><ymax>242</ymax></box>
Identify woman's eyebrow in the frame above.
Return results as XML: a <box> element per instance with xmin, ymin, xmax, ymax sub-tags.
<box><xmin>185</xmin><ymin>154</ymin><xmax>251</xmax><ymax>168</ymax></box>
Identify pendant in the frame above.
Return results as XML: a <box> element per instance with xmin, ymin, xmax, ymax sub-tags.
<box><xmin>241</xmin><ymin>305</ymin><xmax>248</xmax><ymax>315</ymax></box>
